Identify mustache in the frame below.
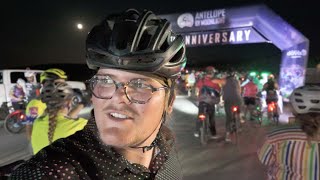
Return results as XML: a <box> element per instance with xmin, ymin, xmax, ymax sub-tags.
<box><xmin>102</xmin><ymin>104</ymin><xmax>138</xmax><ymax>117</ymax></box>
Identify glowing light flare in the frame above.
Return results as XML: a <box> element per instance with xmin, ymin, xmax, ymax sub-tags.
<box><xmin>77</xmin><ymin>23</ymin><xmax>83</xmax><ymax>30</ymax></box>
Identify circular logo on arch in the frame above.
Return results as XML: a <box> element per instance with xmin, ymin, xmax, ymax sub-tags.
<box><xmin>177</xmin><ymin>13</ymin><xmax>194</xmax><ymax>28</ymax></box>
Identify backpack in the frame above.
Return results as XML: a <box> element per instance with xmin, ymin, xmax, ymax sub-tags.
<box><xmin>198</xmin><ymin>86</ymin><xmax>221</xmax><ymax>105</ymax></box>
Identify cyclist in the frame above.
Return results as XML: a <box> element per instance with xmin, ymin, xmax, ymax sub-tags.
<box><xmin>9</xmin><ymin>78</ymin><xmax>26</xmax><ymax>111</ymax></box>
<box><xmin>11</xmin><ymin>8</ymin><xmax>186</xmax><ymax>179</ymax></box>
<box><xmin>31</xmin><ymin>81</ymin><xmax>88</xmax><ymax>154</ymax></box>
<box><xmin>194</xmin><ymin>66</ymin><xmax>222</xmax><ymax>139</ymax></box>
<box><xmin>263</xmin><ymin>74</ymin><xmax>279</xmax><ymax>105</ymax></box>
<box><xmin>222</xmin><ymin>70</ymin><xmax>243</xmax><ymax>142</ymax></box>
<box><xmin>25</xmin><ymin>68</ymin><xmax>84</xmax><ymax>140</ymax></box>
<box><xmin>186</xmin><ymin>70</ymin><xmax>196</xmax><ymax>96</ymax></box>
<box><xmin>24</xmin><ymin>69</ymin><xmax>40</xmax><ymax>102</ymax></box>
<box><xmin>242</xmin><ymin>76</ymin><xmax>258</xmax><ymax>121</ymax></box>
<box><xmin>258</xmin><ymin>85</ymin><xmax>320</xmax><ymax>179</ymax></box>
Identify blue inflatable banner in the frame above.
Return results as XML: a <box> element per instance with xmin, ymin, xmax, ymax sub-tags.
<box><xmin>160</xmin><ymin>4</ymin><xmax>309</xmax><ymax>100</ymax></box>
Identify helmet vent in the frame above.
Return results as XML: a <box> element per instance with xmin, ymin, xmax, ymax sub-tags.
<box><xmin>311</xmin><ymin>100</ymin><xmax>320</xmax><ymax>104</ymax></box>
<box><xmin>294</xmin><ymin>92</ymin><xmax>302</xmax><ymax>96</ymax></box>
<box><xmin>295</xmin><ymin>99</ymin><xmax>303</xmax><ymax>103</ymax></box>
<box><xmin>309</xmin><ymin>108</ymin><xmax>320</xmax><ymax>111</ymax></box>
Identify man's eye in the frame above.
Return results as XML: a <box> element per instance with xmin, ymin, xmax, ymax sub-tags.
<box><xmin>131</xmin><ymin>80</ymin><xmax>151</xmax><ymax>89</ymax></box>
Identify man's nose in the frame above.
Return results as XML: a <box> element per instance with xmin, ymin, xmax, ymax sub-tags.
<box><xmin>113</xmin><ymin>85</ymin><xmax>131</xmax><ymax>104</ymax></box>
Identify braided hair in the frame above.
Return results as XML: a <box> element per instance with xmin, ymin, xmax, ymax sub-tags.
<box><xmin>41</xmin><ymin>82</ymin><xmax>74</xmax><ymax>143</ymax></box>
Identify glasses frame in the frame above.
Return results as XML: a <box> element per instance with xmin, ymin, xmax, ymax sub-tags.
<box><xmin>87</xmin><ymin>75</ymin><xmax>168</xmax><ymax>104</ymax></box>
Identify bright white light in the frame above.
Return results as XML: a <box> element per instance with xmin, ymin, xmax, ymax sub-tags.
<box><xmin>77</xmin><ymin>23</ymin><xmax>83</xmax><ymax>30</ymax></box>
<box><xmin>173</xmin><ymin>95</ymin><xmax>198</xmax><ymax>115</ymax></box>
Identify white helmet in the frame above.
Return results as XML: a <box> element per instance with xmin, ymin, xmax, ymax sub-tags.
<box><xmin>289</xmin><ymin>85</ymin><xmax>320</xmax><ymax>114</ymax></box>
<box><xmin>24</xmin><ymin>71</ymin><xmax>35</xmax><ymax>78</ymax></box>
<box><xmin>17</xmin><ymin>78</ymin><xmax>26</xmax><ymax>86</ymax></box>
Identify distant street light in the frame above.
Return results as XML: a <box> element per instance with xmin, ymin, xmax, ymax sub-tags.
<box><xmin>77</xmin><ymin>23</ymin><xmax>83</xmax><ymax>30</ymax></box>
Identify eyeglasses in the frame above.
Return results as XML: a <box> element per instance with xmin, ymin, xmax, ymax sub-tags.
<box><xmin>87</xmin><ymin>75</ymin><xmax>168</xmax><ymax>104</ymax></box>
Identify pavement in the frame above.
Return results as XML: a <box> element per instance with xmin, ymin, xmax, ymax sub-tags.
<box><xmin>169</xmin><ymin>94</ymin><xmax>295</xmax><ymax>180</ymax></box>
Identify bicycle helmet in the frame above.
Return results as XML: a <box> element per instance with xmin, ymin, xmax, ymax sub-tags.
<box><xmin>86</xmin><ymin>8</ymin><xmax>187</xmax><ymax>79</ymax></box>
<box><xmin>41</xmin><ymin>82</ymin><xmax>74</xmax><ymax>109</ymax></box>
<box><xmin>17</xmin><ymin>78</ymin><xmax>26</xmax><ymax>86</ymax></box>
<box><xmin>40</xmin><ymin>68</ymin><xmax>68</xmax><ymax>83</ymax></box>
<box><xmin>24</xmin><ymin>71</ymin><xmax>35</xmax><ymax>78</ymax></box>
<box><xmin>290</xmin><ymin>85</ymin><xmax>320</xmax><ymax>114</ymax></box>
<box><xmin>204</xmin><ymin>66</ymin><xmax>216</xmax><ymax>74</ymax></box>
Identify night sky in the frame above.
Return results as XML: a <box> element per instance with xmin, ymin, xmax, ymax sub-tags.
<box><xmin>2</xmin><ymin>0</ymin><xmax>320</xmax><ymax>73</ymax></box>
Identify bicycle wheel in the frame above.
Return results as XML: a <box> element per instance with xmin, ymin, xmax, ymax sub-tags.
<box><xmin>4</xmin><ymin>111</ymin><xmax>26</xmax><ymax>134</ymax></box>
<box><xmin>200</xmin><ymin>116</ymin><xmax>209</xmax><ymax>146</ymax></box>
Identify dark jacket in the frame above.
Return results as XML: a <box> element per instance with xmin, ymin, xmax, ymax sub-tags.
<box><xmin>10</xmin><ymin>120</ymin><xmax>183</xmax><ymax>180</ymax></box>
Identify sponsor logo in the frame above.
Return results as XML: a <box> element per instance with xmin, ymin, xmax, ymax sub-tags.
<box><xmin>286</xmin><ymin>49</ymin><xmax>307</xmax><ymax>58</ymax></box>
<box><xmin>177</xmin><ymin>9</ymin><xmax>226</xmax><ymax>28</ymax></box>
<box><xmin>177</xmin><ymin>13</ymin><xmax>194</xmax><ymax>28</ymax></box>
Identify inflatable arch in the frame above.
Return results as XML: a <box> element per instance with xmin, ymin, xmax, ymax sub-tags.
<box><xmin>160</xmin><ymin>4</ymin><xmax>309</xmax><ymax>100</ymax></box>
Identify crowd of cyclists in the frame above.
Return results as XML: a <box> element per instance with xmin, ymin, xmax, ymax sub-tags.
<box><xmin>2</xmin><ymin>7</ymin><xmax>320</xmax><ymax>179</ymax></box>
<box><xmin>177</xmin><ymin>66</ymin><xmax>282</xmax><ymax>142</ymax></box>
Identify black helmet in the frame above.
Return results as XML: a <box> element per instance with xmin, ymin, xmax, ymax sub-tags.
<box><xmin>86</xmin><ymin>9</ymin><xmax>187</xmax><ymax>79</ymax></box>
<box><xmin>41</xmin><ymin>82</ymin><xmax>74</xmax><ymax>109</ymax></box>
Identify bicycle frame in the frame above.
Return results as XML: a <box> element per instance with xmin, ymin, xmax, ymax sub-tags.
<box><xmin>267</xmin><ymin>101</ymin><xmax>279</xmax><ymax>125</ymax></box>
<box><xmin>230</xmin><ymin>105</ymin><xmax>240</xmax><ymax>144</ymax></box>
<box><xmin>198</xmin><ymin>102</ymin><xmax>211</xmax><ymax>146</ymax></box>
<box><xmin>4</xmin><ymin>109</ymin><xmax>27</xmax><ymax>134</ymax></box>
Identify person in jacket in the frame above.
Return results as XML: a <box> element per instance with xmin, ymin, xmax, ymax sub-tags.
<box><xmin>258</xmin><ymin>85</ymin><xmax>320</xmax><ymax>179</ymax></box>
<box><xmin>11</xmin><ymin>8</ymin><xmax>186</xmax><ymax>179</ymax></box>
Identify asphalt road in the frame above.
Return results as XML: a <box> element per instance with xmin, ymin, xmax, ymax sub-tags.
<box><xmin>169</xmin><ymin>95</ymin><xmax>269</xmax><ymax>179</ymax></box>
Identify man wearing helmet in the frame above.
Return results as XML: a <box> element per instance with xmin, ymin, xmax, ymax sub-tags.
<box><xmin>24</xmin><ymin>68</ymin><xmax>41</xmax><ymax>102</ymax></box>
<box><xmin>194</xmin><ymin>66</ymin><xmax>222</xmax><ymax>139</ymax></box>
<box><xmin>222</xmin><ymin>69</ymin><xmax>243</xmax><ymax>142</ymax></box>
<box><xmin>11</xmin><ymin>9</ymin><xmax>186</xmax><ymax>179</ymax></box>
<box><xmin>258</xmin><ymin>85</ymin><xmax>320</xmax><ymax>179</ymax></box>
<box><xmin>9</xmin><ymin>78</ymin><xmax>26</xmax><ymax>111</ymax></box>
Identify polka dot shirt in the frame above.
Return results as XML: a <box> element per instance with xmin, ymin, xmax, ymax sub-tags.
<box><xmin>10</xmin><ymin>119</ymin><xmax>183</xmax><ymax>179</ymax></box>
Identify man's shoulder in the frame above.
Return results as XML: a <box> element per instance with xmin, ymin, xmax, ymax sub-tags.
<box><xmin>266</xmin><ymin>126</ymin><xmax>305</xmax><ymax>142</ymax></box>
<box><xmin>11</xmin><ymin>136</ymin><xmax>87</xmax><ymax>179</ymax></box>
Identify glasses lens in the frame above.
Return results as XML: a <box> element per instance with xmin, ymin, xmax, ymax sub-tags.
<box><xmin>90</xmin><ymin>76</ymin><xmax>115</xmax><ymax>99</ymax></box>
<box><xmin>126</xmin><ymin>79</ymin><xmax>153</xmax><ymax>103</ymax></box>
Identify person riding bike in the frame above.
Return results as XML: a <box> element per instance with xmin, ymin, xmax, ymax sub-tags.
<box><xmin>242</xmin><ymin>76</ymin><xmax>258</xmax><ymax>121</ymax></box>
<box><xmin>258</xmin><ymin>85</ymin><xmax>320</xmax><ymax>179</ymax></box>
<box><xmin>263</xmin><ymin>74</ymin><xmax>279</xmax><ymax>105</ymax></box>
<box><xmin>24</xmin><ymin>69</ymin><xmax>41</xmax><ymax>102</ymax></box>
<box><xmin>194</xmin><ymin>66</ymin><xmax>221</xmax><ymax>139</ymax></box>
<box><xmin>25</xmin><ymin>68</ymin><xmax>84</xmax><ymax>140</ymax></box>
<box><xmin>9</xmin><ymin>78</ymin><xmax>26</xmax><ymax>111</ymax></box>
<box><xmin>222</xmin><ymin>70</ymin><xmax>243</xmax><ymax>142</ymax></box>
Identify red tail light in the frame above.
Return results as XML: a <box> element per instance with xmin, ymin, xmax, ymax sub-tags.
<box><xmin>198</xmin><ymin>114</ymin><xmax>206</xmax><ymax>121</ymax></box>
<box><xmin>19</xmin><ymin>114</ymin><xmax>26</xmax><ymax>120</ymax></box>
<box><xmin>232</xmin><ymin>106</ymin><xmax>239</xmax><ymax>112</ymax></box>
<box><xmin>268</xmin><ymin>102</ymin><xmax>276</xmax><ymax>112</ymax></box>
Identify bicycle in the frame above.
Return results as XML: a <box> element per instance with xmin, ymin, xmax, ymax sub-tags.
<box><xmin>4</xmin><ymin>100</ymin><xmax>27</xmax><ymax>134</ymax></box>
<box><xmin>250</xmin><ymin>97</ymin><xmax>263</xmax><ymax>126</ymax></box>
<box><xmin>267</xmin><ymin>101</ymin><xmax>279</xmax><ymax>125</ymax></box>
<box><xmin>229</xmin><ymin>105</ymin><xmax>240</xmax><ymax>144</ymax></box>
<box><xmin>198</xmin><ymin>102</ymin><xmax>211</xmax><ymax>146</ymax></box>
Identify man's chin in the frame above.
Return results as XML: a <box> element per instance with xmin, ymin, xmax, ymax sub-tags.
<box><xmin>98</xmin><ymin>128</ymin><xmax>131</xmax><ymax>147</ymax></box>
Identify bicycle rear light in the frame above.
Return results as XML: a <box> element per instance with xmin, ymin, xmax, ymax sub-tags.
<box><xmin>232</xmin><ymin>106</ymin><xmax>239</xmax><ymax>112</ymax></box>
<box><xmin>19</xmin><ymin>114</ymin><xmax>26</xmax><ymax>120</ymax></box>
<box><xmin>198</xmin><ymin>114</ymin><xmax>206</xmax><ymax>121</ymax></box>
